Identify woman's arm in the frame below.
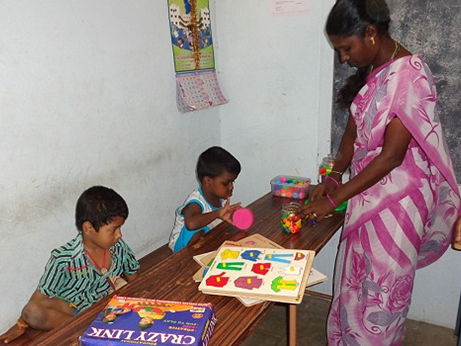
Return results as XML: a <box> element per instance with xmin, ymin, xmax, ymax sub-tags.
<box><xmin>311</xmin><ymin>114</ymin><xmax>356</xmax><ymax>200</ymax></box>
<box><xmin>332</xmin><ymin>117</ymin><xmax>412</xmax><ymax>204</ymax></box>
<box><xmin>332</xmin><ymin>114</ymin><xmax>357</xmax><ymax>174</ymax></box>
<box><xmin>299</xmin><ymin>116</ymin><xmax>412</xmax><ymax>220</ymax></box>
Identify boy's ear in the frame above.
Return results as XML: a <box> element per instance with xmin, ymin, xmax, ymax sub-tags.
<box><xmin>82</xmin><ymin>221</ymin><xmax>96</xmax><ymax>235</ymax></box>
<box><xmin>203</xmin><ymin>176</ymin><xmax>211</xmax><ymax>187</ymax></box>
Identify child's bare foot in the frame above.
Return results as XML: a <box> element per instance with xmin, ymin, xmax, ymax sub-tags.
<box><xmin>0</xmin><ymin>321</ymin><xmax>27</xmax><ymax>344</ymax></box>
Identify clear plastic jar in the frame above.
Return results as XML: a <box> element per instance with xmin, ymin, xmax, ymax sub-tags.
<box><xmin>280</xmin><ymin>202</ymin><xmax>302</xmax><ymax>234</ymax></box>
<box><xmin>318</xmin><ymin>155</ymin><xmax>335</xmax><ymax>183</ymax></box>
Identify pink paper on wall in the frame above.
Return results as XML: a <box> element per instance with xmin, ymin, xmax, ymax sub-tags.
<box><xmin>176</xmin><ymin>70</ymin><xmax>228</xmax><ymax>113</ymax></box>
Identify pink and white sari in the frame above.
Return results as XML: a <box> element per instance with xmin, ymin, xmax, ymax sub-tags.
<box><xmin>327</xmin><ymin>55</ymin><xmax>460</xmax><ymax>346</ymax></box>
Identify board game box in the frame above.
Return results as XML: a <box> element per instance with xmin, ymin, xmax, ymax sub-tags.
<box><xmin>198</xmin><ymin>246</ymin><xmax>315</xmax><ymax>304</ymax></box>
<box><xmin>79</xmin><ymin>296</ymin><xmax>217</xmax><ymax>346</ymax></box>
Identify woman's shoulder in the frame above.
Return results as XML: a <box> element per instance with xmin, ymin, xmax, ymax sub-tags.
<box><xmin>394</xmin><ymin>55</ymin><xmax>430</xmax><ymax>73</ymax></box>
<box><xmin>387</xmin><ymin>55</ymin><xmax>434</xmax><ymax>86</ymax></box>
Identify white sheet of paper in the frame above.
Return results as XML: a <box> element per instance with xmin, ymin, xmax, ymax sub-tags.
<box><xmin>272</xmin><ymin>0</ymin><xmax>309</xmax><ymax>15</ymax></box>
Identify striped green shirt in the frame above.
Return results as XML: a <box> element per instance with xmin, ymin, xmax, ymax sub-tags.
<box><xmin>38</xmin><ymin>233</ymin><xmax>139</xmax><ymax>313</ymax></box>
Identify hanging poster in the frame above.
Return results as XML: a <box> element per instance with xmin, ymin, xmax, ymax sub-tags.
<box><xmin>168</xmin><ymin>0</ymin><xmax>215</xmax><ymax>72</ymax></box>
<box><xmin>168</xmin><ymin>0</ymin><xmax>228</xmax><ymax>112</ymax></box>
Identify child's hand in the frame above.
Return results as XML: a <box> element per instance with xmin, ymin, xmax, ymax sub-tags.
<box><xmin>453</xmin><ymin>217</ymin><xmax>461</xmax><ymax>250</ymax></box>
<box><xmin>218</xmin><ymin>197</ymin><xmax>241</xmax><ymax>224</ymax></box>
<box><xmin>0</xmin><ymin>320</ymin><xmax>27</xmax><ymax>343</ymax></box>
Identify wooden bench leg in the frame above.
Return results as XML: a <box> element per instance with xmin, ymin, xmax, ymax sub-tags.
<box><xmin>289</xmin><ymin>304</ymin><xmax>297</xmax><ymax>346</ymax></box>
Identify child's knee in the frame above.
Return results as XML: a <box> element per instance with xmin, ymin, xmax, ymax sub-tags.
<box><xmin>21</xmin><ymin>300</ymin><xmax>46</xmax><ymax>328</ymax></box>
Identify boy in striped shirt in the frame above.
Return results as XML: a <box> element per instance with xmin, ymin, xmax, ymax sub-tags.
<box><xmin>0</xmin><ymin>186</ymin><xmax>140</xmax><ymax>343</ymax></box>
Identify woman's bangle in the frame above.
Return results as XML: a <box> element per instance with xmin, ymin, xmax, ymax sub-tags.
<box><xmin>325</xmin><ymin>176</ymin><xmax>340</xmax><ymax>189</ymax></box>
<box><xmin>17</xmin><ymin>318</ymin><xmax>29</xmax><ymax>330</ymax></box>
<box><xmin>326</xmin><ymin>194</ymin><xmax>338</xmax><ymax>208</ymax></box>
<box><xmin>330</xmin><ymin>170</ymin><xmax>343</xmax><ymax>176</ymax></box>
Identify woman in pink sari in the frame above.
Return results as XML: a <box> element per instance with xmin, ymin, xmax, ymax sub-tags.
<box><xmin>297</xmin><ymin>0</ymin><xmax>460</xmax><ymax>345</ymax></box>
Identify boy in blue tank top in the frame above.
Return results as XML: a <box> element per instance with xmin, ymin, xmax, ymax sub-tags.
<box><xmin>169</xmin><ymin>146</ymin><xmax>242</xmax><ymax>252</ymax></box>
<box><xmin>0</xmin><ymin>186</ymin><xmax>140</xmax><ymax>343</ymax></box>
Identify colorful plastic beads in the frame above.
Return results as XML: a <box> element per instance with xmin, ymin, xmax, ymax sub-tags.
<box><xmin>318</xmin><ymin>156</ymin><xmax>335</xmax><ymax>183</ymax></box>
<box><xmin>271</xmin><ymin>176</ymin><xmax>310</xmax><ymax>199</ymax></box>
<box><xmin>280</xmin><ymin>202</ymin><xmax>302</xmax><ymax>234</ymax></box>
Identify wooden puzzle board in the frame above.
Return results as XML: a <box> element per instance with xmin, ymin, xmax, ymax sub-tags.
<box><xmin>198</xmin><ymin>246</ymin><xmax>315</xmax><ymax>304</ymax></box>
<box><xmin>192</xmin><ymin>234</ymin><xmax>284</xmax><ymax>282</ymax></box>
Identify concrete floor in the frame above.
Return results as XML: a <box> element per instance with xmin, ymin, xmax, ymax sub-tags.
<box><xmin>240</xmin><ymin>293</ymin><xmax>459</xmax><ymax>346</ymax></box>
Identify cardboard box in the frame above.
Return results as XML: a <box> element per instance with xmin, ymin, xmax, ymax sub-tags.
<box><xmin>79</xmin><ymin>296</ymin><xmax>216</xmax><ymax>346</ymax></box>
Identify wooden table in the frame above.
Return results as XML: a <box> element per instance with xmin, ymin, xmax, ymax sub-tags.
<box><xmin>9</xmin><ymin>192</ymin><xmax>344</xmax><ymax>346</ymax></box>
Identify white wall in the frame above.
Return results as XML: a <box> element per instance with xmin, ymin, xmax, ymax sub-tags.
<box><xmin>0</xmin><ymin>0</ymin><xmax>221</xmax><ymax>331</ymax></box>
<box><xmin>0</xmin><ymin>0</ymin><xmax>459</xmax><ymax>335</ymax></box>
<box><xmin>217</xmin><ymin>0</ymin><xmax>334</xmax><ymax>204</ymax></box>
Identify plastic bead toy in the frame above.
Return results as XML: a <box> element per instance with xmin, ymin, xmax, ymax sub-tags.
<box><xmin>318</xmin><ymin>155</ymin><xmax>335</xmax><ymax>183</ymax></box>
<box><xmin>270</xmin><ymin>175</ymin><xmax>311</xmax><ymax>199</ymax></box>
<box><xmin>280</xmin><ymin>202</ymin><xmax>302</xmax><ymax>234</ymax></box>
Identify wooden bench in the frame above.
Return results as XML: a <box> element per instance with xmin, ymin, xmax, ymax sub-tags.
<box><xmin>6</xmin><ymin>192</ymin><xmax>344</xmax><ymax>346</ymax></box>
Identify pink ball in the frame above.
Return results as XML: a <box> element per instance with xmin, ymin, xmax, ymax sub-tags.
<box><xmin>233</xmin><ymin>208</ymin><xmax>254</xmax><ymax>230</ymax></box>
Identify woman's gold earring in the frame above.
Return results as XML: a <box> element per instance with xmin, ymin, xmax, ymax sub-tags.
<box><xmin>371</xmin><ymin>37</ymin><xmax>375</xmax><ymax>45</ymax></box>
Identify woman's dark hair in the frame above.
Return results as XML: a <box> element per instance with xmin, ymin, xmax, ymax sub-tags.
<box><xmin>196</xmin><ymin>146</ymin><xmax>241</xmax><ymax>182</ymax></box>
<box><xmin>326</xmin><ymin>0</ymin><xmax>391</xmax><ymax>108</ymax></box>
<box><xmin>75</xmin><ymin>186</ymin><xmax>128</xmax><ymax>231</ymax></box>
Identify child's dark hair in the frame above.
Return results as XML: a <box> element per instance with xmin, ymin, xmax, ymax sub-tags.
<box><xmin>75</xmin><ymin>186</ymin><xmax>129</xmax><ymax>232</ymax></box>
<box><xmin>326</xmin><ymin>0</ymin><xmax>391</xmax><ymax>108</ymax></box>
<box><xmin>196</xmin><ymin>146</ymin><xmax>241</xmax><ymax>182</ymax></box>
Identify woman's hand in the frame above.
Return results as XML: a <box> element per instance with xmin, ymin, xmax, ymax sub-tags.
<box><xmin>311</xmin><ymin>180</ymin><xmax>338</xmax><ymax>201</ymax></box>
<box><xmin>296</xmin><ymin>196</ymin><xmax>336</xmax><ymax>222</ymax></box>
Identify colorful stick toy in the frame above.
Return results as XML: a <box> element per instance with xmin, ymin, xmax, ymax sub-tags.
<box><xmin>280</xmin><ymin>202</ymin><xmax>302</xmax><ymax>234</ymax></box>
<box><xmin>233</xmin><ymin>208</ymin><xmax>254</xmax><ymax>230</ymax></box>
